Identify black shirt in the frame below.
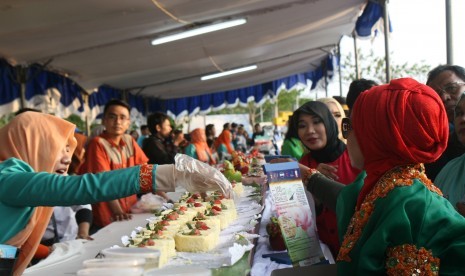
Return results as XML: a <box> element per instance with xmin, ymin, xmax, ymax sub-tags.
<box><xmin>142</xmin><ymin>135</ymin><xmax>179</xmax><ymax>165</ymax></box>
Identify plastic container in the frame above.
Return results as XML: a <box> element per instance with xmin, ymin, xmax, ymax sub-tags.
<box><xmin>77</xmin><ymin>267</ymin><xmax>144</xmax><ymax>276</ymax></box>
<box><xmin>0</xmin><ymin>245</ymin><xmax>19</xmax><ymax>276</ymax></box>
<box><xmin>101</xmin><ymin>247</ymin><xmax>160</xmax><ymax>269</ymax></box>
<box><xmin>144</xmin><ymin>265</ymin><xmax>211</xmax><ymax>276</ymax></box>
<box><xmin>83</xmin><ymin>257</ymin><xmax>146</xmax><ymax>268</ymax></box>
<box><xmin>0</xmin><ymin>245</ymin><xmax>17</xmax><ymax>259</ymax></box>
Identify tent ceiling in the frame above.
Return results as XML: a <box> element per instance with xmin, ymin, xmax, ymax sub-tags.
<box><xmin>0</xmin><ymin>0</ymin><xmax>365</xmax><ymax>99</ymax></box>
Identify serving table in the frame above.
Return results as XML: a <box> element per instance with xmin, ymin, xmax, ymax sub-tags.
<box><xmin>24</xmin><ymin>213</ymin><xmax>149</xmax><ymax>276</ymax></box>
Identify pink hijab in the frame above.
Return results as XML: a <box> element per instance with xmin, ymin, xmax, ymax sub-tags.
<box><xmin>0</xmin><ymin>112</ymin><xmax>76</xmax><ymax>275</ymax></box>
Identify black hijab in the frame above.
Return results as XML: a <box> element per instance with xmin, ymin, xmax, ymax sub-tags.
<box><xmin>291</xmin><ymin>101</ymin><xmax>345</xmax><ymax>163</ymax></box>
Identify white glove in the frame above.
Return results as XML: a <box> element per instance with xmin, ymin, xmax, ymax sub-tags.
<box><xmin>174</xmin><ymin>154</ymin><xmax>233</xmax><ymax>198</ymax></box>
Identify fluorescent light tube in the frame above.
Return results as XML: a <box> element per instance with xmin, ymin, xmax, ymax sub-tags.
<box><xmin>201</xmin><ymin>65</ymin><xmax>258</xmax><ymax>81</ymax></box>
<box><xmin>151</xmin><ymin>18</ymin><xmax>247</xmax><ymax>45</ymax></box>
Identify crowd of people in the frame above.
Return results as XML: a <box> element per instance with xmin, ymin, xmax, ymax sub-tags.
<box><xmin>2</xmin><ymin>64</ymin><xmax>465</xmax><ymax>275</ymax></box>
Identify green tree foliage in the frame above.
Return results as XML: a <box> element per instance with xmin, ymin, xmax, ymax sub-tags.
<box><xmin>208</xmin><ymin>89</ymin><xmax>312</xmax><ymax>125</ymax></box>
<box><xmin>343</xmin><ymin>49</ymin><xmax>431</xmax><ymax>83</ymax></box>
<box><xmin>0</xmin><ymin>113</ymin><xmax>15</xmax><ymax>128</ymax></box>
<box><xmin>64</xmin><ymin>114</ymin><xmax>86</xmax><ymax>132</ymax></box>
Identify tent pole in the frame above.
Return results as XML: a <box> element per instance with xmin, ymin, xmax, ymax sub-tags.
<box><xmin>337</xmin><ymin>43</ymin><xmax>343</xmax><ymax>96</ymax></box>
<box><xmin>445</xmin><ymin>0</ymin><xmax>454</xmax><ymax>64</ymax></box>
<box><xmin>122</xmin><ymin>89</ymin><xmax>128</xmax><ymax>102</ymax></box>
<box><xmin>83</xmin><ymin>93</ymin><xmax>91</xmax><ymax>135</ymax></box>
<box><xmin>383</xmin><ymin>0</ymin><xmax>391</xmax><ymax>83</ymax></box>
<box><xmin>352</xmin><ymin>31</ymin><xmax>360</xmax><ymax>79</ymax></box>
<box><xmin>324</xmin><ymin>59</ymin><xmax>328</xmax><ymax>98</ymax></box>
<box><xmin>274</xmin><ymin>97</ymin><xmax>279</xmax><ymax>119</ymax></box>
<box><xmin>20</xmin><ymin>83</ymin><xmax>26</xmax><ymax>110</ymax></box>
<box><xmin>144</xmin><ymin>98</ymin><xmax>149</xmax><ymax>123</ymax></box>
<box><xmin>16</xmin><ymin>65</ymin><xmax>28</xmax><ymax>110</ymax></box>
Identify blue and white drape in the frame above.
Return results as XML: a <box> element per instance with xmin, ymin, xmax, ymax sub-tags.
<box><xmin>0</xmin><ymin>56</ymin><xmax>335</xmax><ymax>123</ymax></box>
<box><xmin>355</xmin><ymin>1</ymin><xmax>393</xmax><ymax>38</ymax></box>
<box><xmin>127</xmin><ymin>93</ymin><xmax>147</xmax><ymax>126</ymax></box>
<box><xmin>25</xmin><ymin>64</ymin><xmax>85</xmax><ymax>119</ymax></box>
<box><xmin>0</xmin><ymin>60</ymin><xmax>85</xmax><ymax>119</ymax></box>
<box><xmin>0</xmin><ymin>60</ymin><xmax>21</xmax><ymax>116</ymax></box>
<box><xmin>88</xmin><ymin>85</ymin><xmax>122</xmax><ymax>122</ymax></box>
<box><xmin>160</xmin><ymin>55</ymin><xmax>334</xmax><ymax>119</ymax></box>
<box><xmin>0</xmin><ymin>2</ymin><xmax>380</xmax><ymax>124</ymax></box>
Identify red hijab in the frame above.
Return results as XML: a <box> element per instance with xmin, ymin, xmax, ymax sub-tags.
<box><xmin>190</xmin><ymin>128</ymin><xmax>216</xmax><ymax>165</ymax></box>
<box><xmin>352</xmin><ymin>78</ymin><xmax>448</xmax><ymax>209</ymax></box>
<box><xmin>215</xmin><ymin>129</ymin><xmax>234</xmax><ymax>154</ymax></box>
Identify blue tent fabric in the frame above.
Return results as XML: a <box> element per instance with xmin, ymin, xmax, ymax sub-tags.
<box><xmin>25</xmin><ymin>64</ymin><xmax>84</xmax><ymax>112</ymax></box>
<box><xmin>0</xmin><ymin>2</ymin><xmax>378</xmax><ymax>123</ymax></box>
<box><xmin>88</xmin><ymin>85</ymin><xmax>122</xmax><ymax>110</ymax></box>
<box><xmin>0</xmin><ymin>59</ymin><xmax>20</xmax><ymax>107</ymax></box>
<box><xmin>355</xmin><ymin>1</ymin><xmax>392</xmax><ymax>38</ymax></box>
<box><xmin>0</xmin><ymin>60</ymin><xmax>85</xmax><ymax>116</ymax></box>
<box><xmin>127</xmin><ymin>93</ymin><xmax>146</xmax><ymax>115</ymax></box>
<box><xmin>147</xmin><ymin>97</ymin><xmax>164</xmax><ymax>114</ymax></box>
<box><xmin>148</xmin><ymin>55</ymin><xmax>336</xmax><ymax>119</ymax></box>
<box><xmin>0</xmin><ymin>53</ymin><xmax>336</xmax><ymax>122</ymax></box>
<box><xmin>89</xmin><ymin>86</ymin><xmax>147</xmax><ymax>120</ymax></box>
<box><xmin>88</xmin><ymin>85</ymin><xmax>122</xmax><ymax>119</ymax></box>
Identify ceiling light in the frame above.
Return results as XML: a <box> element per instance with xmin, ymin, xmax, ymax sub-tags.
<box><xmin>201</xmin><ymin>65</ymin><xmax>258</xmax><ymax>81</ymax></box>
<box><xmin>151</xmin><ymin>18</ymin><xmax>247</xmax><ymax>46</ymax></box>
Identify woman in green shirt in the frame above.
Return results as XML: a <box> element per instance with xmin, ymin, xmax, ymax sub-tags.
<box><xmin>281</xmin><ymin>114</ymin><xmax>305</xmax><ymax>160</ymax></box>
<box><xmin>0</xmin><ymin>112</ymin><xmax>231</xmax><ymax>275</ymax></box>
<box><xmin>306</xmin><ymin>78</ymin><xmax>465</xmax><ymax>275</ymax></box>
<box><xmin>336</xmin><ymin>78</ymin><xmax>465</xmax><ymax>275</ymax></box>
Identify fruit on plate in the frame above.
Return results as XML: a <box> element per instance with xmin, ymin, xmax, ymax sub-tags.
<box><xmin>231</xmin><ymin>151</ymin><xmax>249</xmax><ymax>171</ymax></box>
<box><xmin>240</xmin><ymin>165</ymin><xmax>249</xmax><ymax>175</ymax></box>
<box><xmin>266</xmin><ymin>217</ymin><xmax>286</xmax><ymax>251</ymax></box>
<box><xmin>223</xmin><ymin>160</ymin><xmax>242</xmax><ymax>182</ymax></box>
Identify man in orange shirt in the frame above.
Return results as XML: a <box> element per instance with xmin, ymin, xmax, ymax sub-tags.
<box><xmin>79</xmin><ymin>99</ymin><xmax>148</xmax><ymax>231</ymax></box>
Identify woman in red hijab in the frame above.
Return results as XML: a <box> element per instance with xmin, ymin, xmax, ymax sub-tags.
<box><xmin>214</xmin><ymin>129</ymin><xmax>234</xmax><ymax>160</ymax></box>
<box><xmin>334</xmin><ymin>78</ymin><xmax>465</xmax><ymax>275</ymax></box>
<box><xmin>185</xmin><ymin>128</ymin><xmax>217</xmax><ymax>165</ymax></box>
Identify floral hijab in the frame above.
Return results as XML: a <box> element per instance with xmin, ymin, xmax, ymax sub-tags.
<box><xmin>0</xmin><ymin>112</ymin><xmax>76</xmax><ymax>275</ymax></box>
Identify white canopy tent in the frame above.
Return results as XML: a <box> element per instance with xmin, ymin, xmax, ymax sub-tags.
<box><xmin>0</xmin><ymin>0</ymin><xmax>367</xmax><ymax>102</ymax></box>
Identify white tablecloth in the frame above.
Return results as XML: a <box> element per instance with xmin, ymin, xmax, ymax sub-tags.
<box><xmin>23</xmin><ymin>189</ymin><xmax>262</xmax><ymax>275</ymax></box>
<box><xmin>250</xmin><ymin>191</ymin><xmax>334</xmax><ymax>276</ymax></box>
<box><xmin>24</xmin><ymin>213</ymin><xmax>150</xmax><ymax>276</ymax></box>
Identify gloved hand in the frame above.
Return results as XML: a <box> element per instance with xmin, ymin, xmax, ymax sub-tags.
<box><xmin>174</xmin><ymin>154</ymin><xmax>233</xmax><ymax>198</ymax></box>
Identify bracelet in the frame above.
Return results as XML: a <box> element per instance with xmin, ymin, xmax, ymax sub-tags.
<box><xmin>302</xmin><ymin>168</ymin><xmax>320</xmax><ymax>182</ymax></box>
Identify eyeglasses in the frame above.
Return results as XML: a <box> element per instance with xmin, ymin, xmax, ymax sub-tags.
<box><xmin>106</xmin><ymin>114</ymin><xmax>129</xmax><ymax>122</ymax></box>
<box><xmin>341</xmin><ymin>117</ymin><xmax>352</xmax><ymax>139</ymax></box>
<box><xmin>436</xmin><ymin>82</ymin><xmax>465</xmax><ymax>98</ymax></box>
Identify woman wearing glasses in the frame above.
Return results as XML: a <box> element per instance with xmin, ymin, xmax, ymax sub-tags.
<box><xmin>435</xmin><ymin>94</ymin><xmax>465</xmax><ymax>217</ymax></box>
<box><xmin>308</xmin><ymin>78</ymin><xmax>465</xmax><ymax>275</ymax></box>
<box><xmin>290</xmin><ymin>101</ymin><xmax>361</xmax><ymax>257</ymax></box>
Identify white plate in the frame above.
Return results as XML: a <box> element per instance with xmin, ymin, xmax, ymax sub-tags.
<box><xmin>77</xmin><ymin>267</ymin><xmax>144</xmax><ymax>276</ymax></box>
<box><xmin>101</xmin><ymin>247</ymin><xmax>160</xmax><ymax>269</ymax></box>
<box><xmin>144</xmin><ymin>265</ymin><xmax>211</xmax><ymax>276</ymax></box>
<box><xmin>82</xmin><ymin>257</ymin><xmax>146</xmax><ymax>268</ymax></box>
